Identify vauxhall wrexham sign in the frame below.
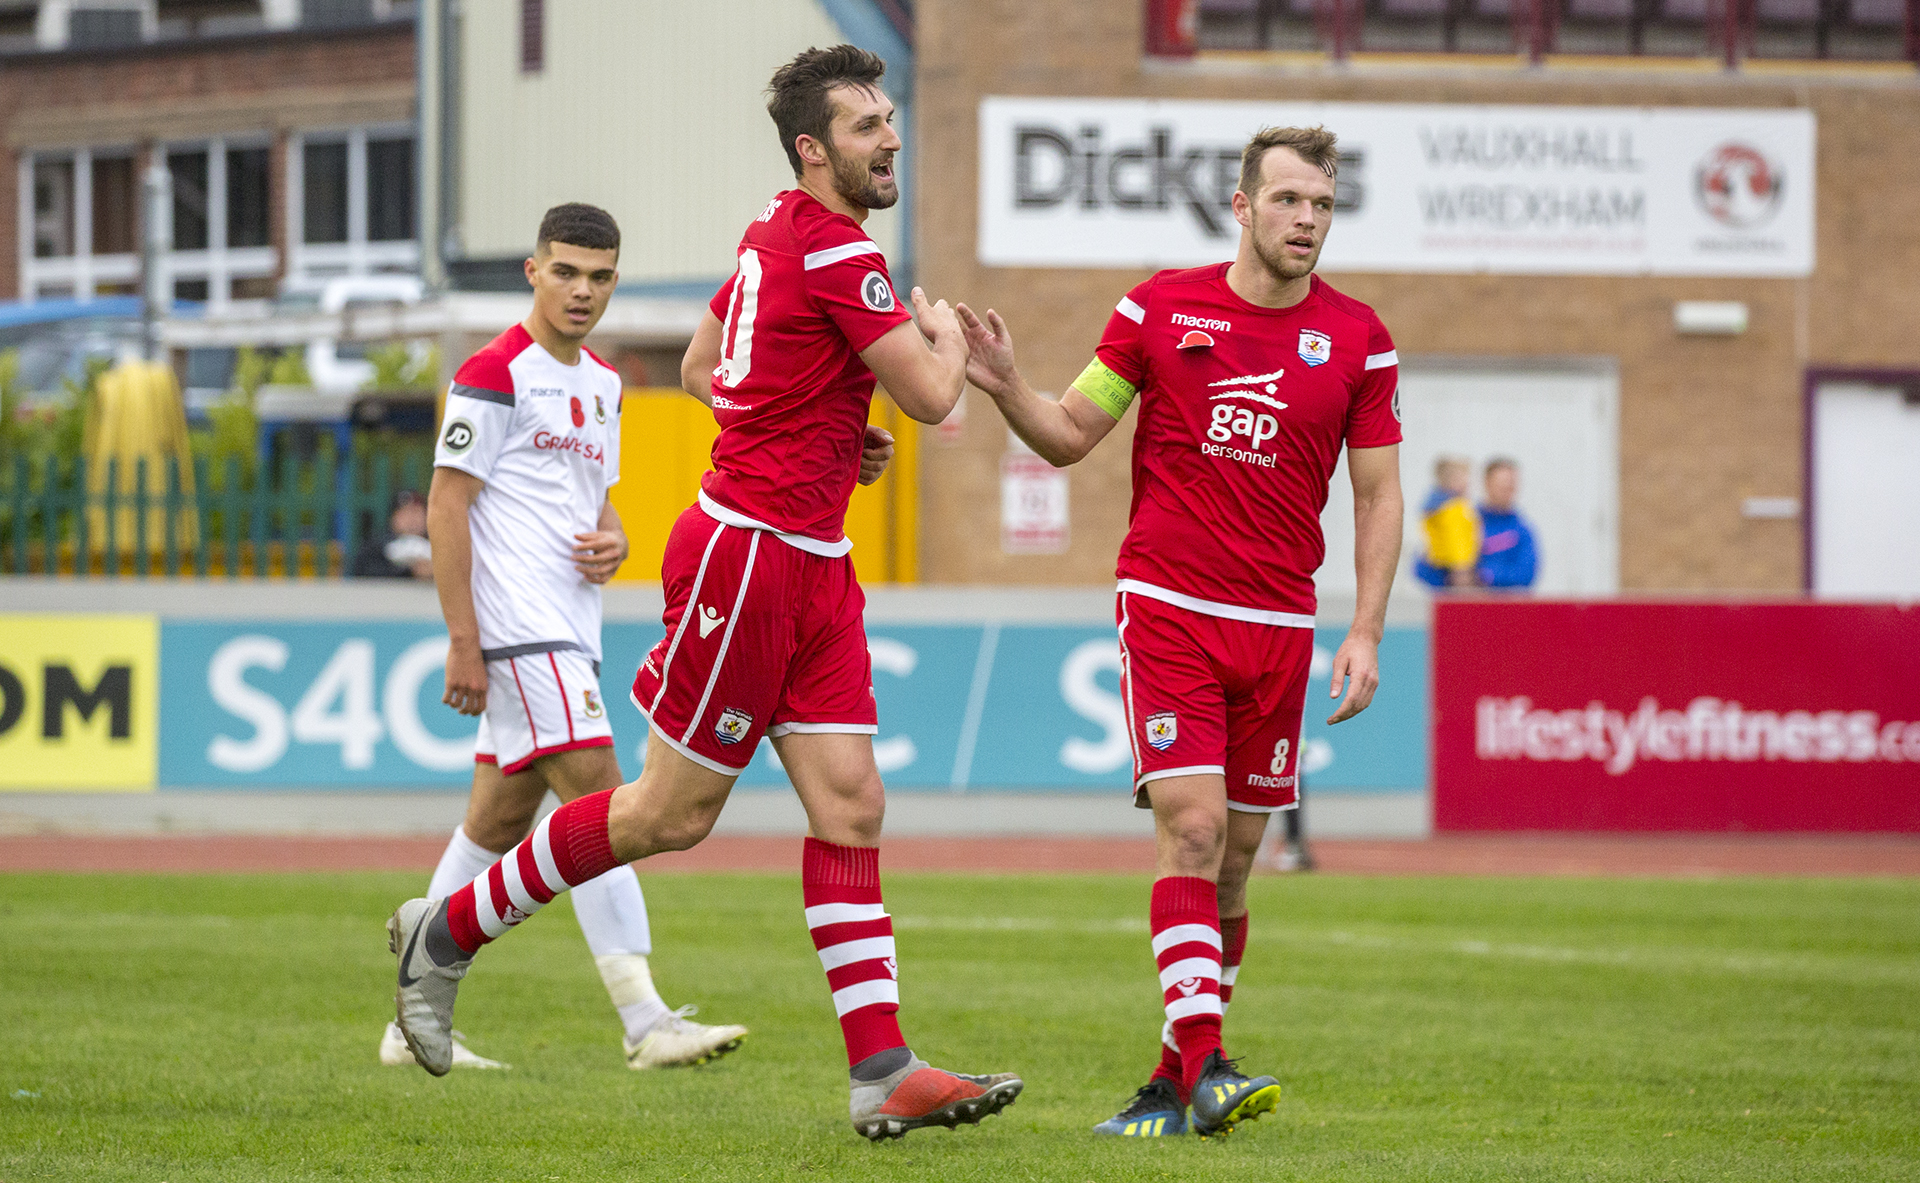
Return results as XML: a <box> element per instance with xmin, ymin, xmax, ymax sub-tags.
<box><xmin>978</xmin><ymin>97</ymin><xmax>1814</xmax><ymax>277</ymax></box>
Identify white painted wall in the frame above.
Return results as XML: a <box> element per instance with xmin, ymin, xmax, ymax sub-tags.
<box><xmin>456</xmin><ymin>0</ymin><xmax>901</xmax><ymax>286</ymax></box>
<box><xmin>1316</xmin><ymin>360</ymin><xmax>1621</xmax><ymax>598</ymax></box>
<box><xmin>1813</xmin><ymin>382</ymin><xmax>1920</xmax><ymax>598</ymax></box>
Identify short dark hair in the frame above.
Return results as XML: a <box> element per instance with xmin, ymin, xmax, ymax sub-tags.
<box><xmin>1485</xmin><ymin>456</ymin><xmax>1519</xmax><ymax>476</ymax></box>
<box><xmin>537</xmin><ymin>203</ymin><xmax>620</xmax><ymax>256</ymax></box>
<box><xmin>766</xmin><ymin>44</ymin><xmax>887</xmax><ymax>177</ymax></box>
<box><xmin>1238</xmin><ymin>126</ymin><xmax>1340</xmax><ymax>198</ymax></box>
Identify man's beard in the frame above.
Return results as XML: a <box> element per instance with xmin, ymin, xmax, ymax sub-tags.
<box><xmin>1250</xmin><ymin>227</ymin><xmax>1319</xmax><ymax>284</ymax></box>
<box><xmin>826</xmin><ymin>144</ymin><xmax>899</xmax><ymax>211</ymax></box>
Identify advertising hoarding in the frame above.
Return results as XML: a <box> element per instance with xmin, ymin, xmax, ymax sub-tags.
<box><xmin>1432</xmin><ymin>601</ymin><xmax>1920</xmax><ymax>831</ymax></box>
<box><xmin>150</xmin><ymin>619</ymin><xmax>1426</xmax><ymax>793</ymax></box>
<box><xmin>0</xmin><ymin>614</ymin><xmax>158</xmax><ymax>790</ymax></box>
<box><xmin>979</xmin><ymin>97</ymin><xmax>1814</xmax><ymax>277</ymax></box>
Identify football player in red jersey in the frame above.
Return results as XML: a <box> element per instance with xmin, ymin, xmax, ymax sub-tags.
<box><xmin>386</xmin><ymin>46</ymin><xmax>1021</xmax><ymax>1141</ymax></box>
<box><xmin>960</xmin><ymin>126</ymin><xmax>1405</xmax><ymax>1138</ymax></box>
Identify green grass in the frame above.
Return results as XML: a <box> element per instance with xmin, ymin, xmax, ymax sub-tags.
<box><xmin>1</xmin><ymin>872</ymin><xmax>1917</xmax><ymax>1181</ymax></box>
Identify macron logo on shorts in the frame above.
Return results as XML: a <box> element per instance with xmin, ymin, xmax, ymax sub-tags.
<box><xmin>698</xmin><ymin>604</ymin><xmax>726</xmax><ymax>639</ymax></box>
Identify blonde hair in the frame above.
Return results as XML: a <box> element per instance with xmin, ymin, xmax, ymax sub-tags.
<box><xmin>1238</xmin><ymin>126</ymin><xmax>1340</xmax><ymax>197</ymax></box>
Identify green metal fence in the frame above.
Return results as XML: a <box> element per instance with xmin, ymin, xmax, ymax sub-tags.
<box><xmin>0</xmin><ymin>445</ymin><xmax>433</xmax><ymax>579</ymax></box>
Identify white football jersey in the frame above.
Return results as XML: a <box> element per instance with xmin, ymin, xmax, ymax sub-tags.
<box><xmin>434</xmin><ymin>323</ymin><xmax>623</xmax><ymax>663</ymax></box>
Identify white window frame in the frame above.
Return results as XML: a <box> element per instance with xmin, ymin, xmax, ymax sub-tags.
<box><xmin>285</xmin><ymin>122</ymin><xmax>419</xmax><ymax>288</ymax></box>
<box><xmin>157</xmin><ymin>134</ymin><xmax>278</xmax><ymax>309</ymax></box>
<box><xmin>18</xmin><ymin>146</ymin><xmax>141</xmax><ymax>303</ymax></box>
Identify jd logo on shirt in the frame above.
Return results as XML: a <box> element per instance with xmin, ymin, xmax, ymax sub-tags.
<box><xmin>442</xmin><ymin>419</ymin><xmax>475</xmax><ymax>454</ymax></box>
<box><xmin>861</xmin><ymin>271</ymin><xmax>895</xmax><ymax>313</ymax></box>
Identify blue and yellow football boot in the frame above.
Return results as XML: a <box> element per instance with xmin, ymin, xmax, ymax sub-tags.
<box><xmin>1188</xmin><ymin>1051</ymin><xmax>1281</xmax><ymax>1137</ymax></box>
<box><xmin>1092</xmin><ymin>1077</ymin><xmax>1188</xmax><ymax>1137</ymax></box>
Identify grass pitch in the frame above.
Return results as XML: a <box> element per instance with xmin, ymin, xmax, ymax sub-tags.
<box><xmin>2</xmin><ymin>870</ymin><xmax>1916</xmax><ymax>1181</ymax></box>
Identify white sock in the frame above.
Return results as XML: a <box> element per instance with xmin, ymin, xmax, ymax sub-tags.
<box><xmin>595</xmin><ymin>953</ymin><xmax>671</xmax><ymax>1042</ymax></box>
<box><xmin>426</xmin><ymin>825</ymin><xmax>500</xmax><ymax>901</ymax></box>
<box><xmin>573</xmin><ymin>868</ymin><xmax>671</xmax><ymax>1039</ymax></box>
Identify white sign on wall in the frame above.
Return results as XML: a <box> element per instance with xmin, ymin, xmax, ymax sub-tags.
<box><xmin>979</xmin><ymin>97</ymin><xmax>1814</xmax><ymax>277</ymax></box>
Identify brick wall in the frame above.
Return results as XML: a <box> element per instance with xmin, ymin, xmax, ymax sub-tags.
<box><xmin>0</xmin><ymin>25</ymin><xmax>415</xmax><ymax>301</ymax></box>
<box><xmin>914</xmin><ymin>0</ymin><xmax>1920</xmax><ymax>592</ymax></box>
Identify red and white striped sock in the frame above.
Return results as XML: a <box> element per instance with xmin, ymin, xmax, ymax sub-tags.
<box><xmin>442</xmin><ymin>789</ymin><xmax>622</xmax><ymax>955</ymax></box>
<box><xmin>1150</xmin><ymin>910</ymin><xmax>1246</xmax><ymax>1100</ymax></box>
<box><xmin>803</xmin><ymin>838</ymin><xmax>907</xmax><ymax>1067</ymax></box>
<box><xmin>1219</xmin><ymin>912</ymin><xmax>1248</xmax><ymax>1009</ymax></box>
<box><xmin>1151</xmin><ymin>876</ymin><xmax>1224</xmax><ymax>1097</ymax></box>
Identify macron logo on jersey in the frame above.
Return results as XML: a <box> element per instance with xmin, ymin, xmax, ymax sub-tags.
<box><xmin>1171</xmin><ymin>313</ymin><xmax>1231</xmax><ymax>333</ymax></box>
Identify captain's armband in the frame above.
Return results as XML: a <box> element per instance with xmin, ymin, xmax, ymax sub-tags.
<box><xmin>1073</xmin><ymin>358</ymin><xmax>1138</xmax><ymax>421</ymax></box>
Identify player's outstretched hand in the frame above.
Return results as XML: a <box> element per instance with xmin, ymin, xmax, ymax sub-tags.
<box><xmin>911</xmin><ymin>286</ymin><xmax>960</xmax><ymax>347</ymax></box>
<box><xmin>859</xmin><ymin>424</ymin><xmax>896</xmax><ymax>486</ymax></box>
<box><xmin>573</xmin><ymin>529</ymin><xmax>629</xmax><ymax>584</ymax></box>
<box><xmin>1326</xmin><ymin>633</ymin><xmax>1382</xmax><ymax>725</ymax></box>
<box><xmin>443</xmin><ymin>641</ymin><xmax>488</xmax><ymax>717</ymax></box>
<box><xmin>956</xmin><ymin>304</ymin><xmax>1018</xmax><ymax>398</ymax></box>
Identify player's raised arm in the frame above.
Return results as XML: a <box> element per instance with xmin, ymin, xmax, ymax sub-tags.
<box><xmin>958</xmin><ymin>303</ymin><xmax>1121</xmax><ymax>467</ymax></box>
<box><xmin>1327</xmin><ymin>442</ymin><xmax>1404</xmax><ymax>725</ymax></box>
<box><xmin>858</xmin><ymin>286</ymin><xmax>966</xmax><ymax>424</ymax></box>
<box><xmin>680</xmin><ymin>312</ymin><xmax>723</xmax><ymax>408</ymax></box>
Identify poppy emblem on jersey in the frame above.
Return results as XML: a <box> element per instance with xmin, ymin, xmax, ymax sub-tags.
<box><xmin>1146</xmin><ymin>711</ymin><xmax>1178</xmax><ymax>751</ymax></box>
<box><xmin>1177</xmin><ymin>330</ymin><xmax>1215</xmax><ymax>350</ymax></box>
<box><xmin>1297</xmin><ymin>330</ymin><xmax>1332</xmax><ymax>367</ymax></box>
<box><xmin>714</xmin><ymin>707</ymin><xmax>753</xmax><ymax>746</ymax></box>
<box><xmin>594</xmin><ymin>395</ymin><xmax>606</xmax><ymax>424</ymax></box>
<box><xmin>570</xmin><ymin>397</ymin><xmax>586</xmax><ymax>428</ymax></box>
<box><xmin>861</xmin><ymin>271</ymin><xmax>895</xmax><ymax>313</ymax></box>
<box><xmin>441</xmin><ymin>418</ymin><xmax>475</xmax><ymax>454</ymax></box>
<box><xmin>582</xmin><ymin>689</ymin><xmax>604</xmax><ymax>719</ymax></box>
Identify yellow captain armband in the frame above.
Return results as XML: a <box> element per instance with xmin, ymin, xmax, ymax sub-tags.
<box><xmin>1073</xmin><ymin>358</ymin><xmax>1138</xmax><ymax>421</ymax></box>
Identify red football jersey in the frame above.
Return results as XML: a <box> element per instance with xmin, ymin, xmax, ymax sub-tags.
<box><xmin>1097</xmin><ymin>266</ymin><xmax>1402</xmax><ymax>621</ymax></box>
<box><xmin>700</xmin><ymin>189</ymin><xmax>912</xmax><ymax>550</ymax></box>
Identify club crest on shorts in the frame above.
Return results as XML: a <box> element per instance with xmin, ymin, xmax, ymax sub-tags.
<box><xmin>582</xmin><ymin>688</ymin><xmax>604</xmax><ymax>719</ymax></box>
<box><xmin>1146</xmin><ymin>711</ymin><xmax>1178</xmax><ymax>751</ymax></box>
<box><xmin>714</xmin><ymin>707</ymin><xmax>753</xmax><ymax>746</ymax></box>
<box><xmin>1298</xmin><ymin>330</ymin><xmax>1332</xmax><ymax>367</ymax></box>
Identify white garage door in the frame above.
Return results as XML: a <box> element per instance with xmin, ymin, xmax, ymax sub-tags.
<box><xmin>1317</xmin><ymin>358</ymin><xmax>1620</xmax><ymax>597</ymax></box>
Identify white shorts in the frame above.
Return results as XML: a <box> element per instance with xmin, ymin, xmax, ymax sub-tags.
<box><xmin>474</xmin><ymin>647</ymin><xmax>614</xmax><ymax>775</ymax></box>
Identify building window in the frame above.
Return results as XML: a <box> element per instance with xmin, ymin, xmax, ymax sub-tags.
<box><xmin>174</xmin><ymin>278</ymin><xmax>211</xmax><ymax>302</ymax></box>
<box><xmin>91</xmin><ymin>156</ymin><xmax>137</xmax><ymax>256</ymax></box>
<box><xmin>521</xmin><ymin>0</ymin><xmax>544</xmax><ymax>72</ymax></box>
<box><xmin>303</xmin><ymin>140</ymin><xmax>350</xmax><ymax>244</ymax></box>
<box><xmin>69</xmin><ymin>7</ymin><xmax>144</xmax><ymax>49</ymax></box>
<box><xmin>227</xmin><ymin>146</ymin><xmax>272</xmax><ymax>248</ymax></box>
<box><xmin>33</xmin><ymin>159</ymin><xmax>75</xmax><ymax>259</ymax></box>
<box><xmin>366</xmin><ymin>137</ymin><xmax>414</xmax><ymax>242</ymax></box>
<box><xmin>169</xmin><ymin>150</ymin><xmax>211</xmax><ymax>251</ymax></box>
<box><xmin>302</xmin><ymin>0</ymin><xmax>375</xmax><ymax>28</ymax></box>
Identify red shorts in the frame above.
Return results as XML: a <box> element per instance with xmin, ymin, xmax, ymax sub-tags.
<box><xmin>630</xmin><ymin>504</ymin><xmax>877</xmax><ymax>775</ymax></box>
<box><xmin>1117</xmin><ymin>591</ymin><xmax>1313</xmax><ymax>812</ymax></box>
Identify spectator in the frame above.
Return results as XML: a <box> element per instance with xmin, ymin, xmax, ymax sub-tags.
<box><xmin>1414</xmin><ymin>455</ymin><xmax>1479</xmax><ymax>588</ymax></box>
<box><xmin>1475</xmin><ymin>457</ymin><xmax>1538</xmax><ymax>589</ymax></box>
<box><xmin>352</xmin><ymin>490</ymin><xmax>433</xmax><ymax>579</ymax></box>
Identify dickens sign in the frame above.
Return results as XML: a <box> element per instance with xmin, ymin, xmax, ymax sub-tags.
<box><xmin>978</xmin><ymin>97</ymin><xmax>1814</xmax><ymax>277</ymax></box>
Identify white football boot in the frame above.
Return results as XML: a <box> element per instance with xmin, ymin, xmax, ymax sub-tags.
<box><xmin>379</xmin><ymin>1022</ymin><xmax>507</xmax><ymax>1069</ymax></box>
<box><xmin>623</xmin><ymin>1005</ymin><xmax>749</xmax><ymax>1069</ymax></box>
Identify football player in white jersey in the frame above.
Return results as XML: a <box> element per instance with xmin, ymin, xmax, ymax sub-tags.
<box><xmin>379</xmin><ymin>204</ymin><xmax>750</xmax><ymax>1070</ymax></box>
